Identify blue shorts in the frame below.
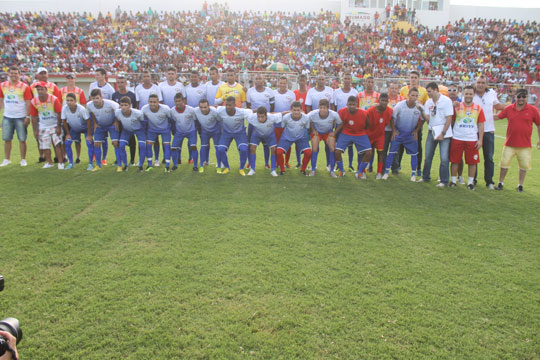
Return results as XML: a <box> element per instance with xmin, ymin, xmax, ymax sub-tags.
<box><xmin>172</xmin><ymin>130</ymin><xmax>198</xmax><ymax>149</ymax></box>
<box><xmin>336</xmin><ymin>133</ymin><xmax>371</xmax><ymax>153</ymax></box>
<box><xmin>277</xmin><ymin>136</ymin><xmax>310</xmax><ymax>153</ymax></box>
<box><xmin>250</xmin><ymin>132</ymin><xmax>277</xmax><ymax>148</ymax></box>
<box><xmin>218</xmin><ymin>130</ymin><xmax>248</xmax><ymax>150</ymax></box>
<box><xmin>147</xmin><ymin>129</ymin><xmax>172</xmax><ymax>143</ymax></box>
<box><xmin>94</xmin><ymin>125</ymin><xmax>119</xmax><ymax>143</ymax></box>
<box><xmin>120</xmin><ymin>129</ymin><xmax>146</xmax><ymax>144</ymax></box>
<box><xmin>68</xmin><ymin>128</ymin><xmax>89</xmax><ymax>143</ymax></box>
<box><xmin>389</xmin><ymin>135</ymin><xmax>418</xmax><ymax>155</ymax></box>
<box><xmin>2</xmin><ymin>116</ymin><xmax>27</xmax><ymax>142</ymax></box>
<box><xmin>200</xmin><ymin>130</ymin><xmax>221</xmax><ymax>147</ymax></box>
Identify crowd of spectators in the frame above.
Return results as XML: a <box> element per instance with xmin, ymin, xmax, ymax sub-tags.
<box><xmin>0</xmin><ymin>3</ymin><xmax>539</xmax><ymax>86</ymax></box>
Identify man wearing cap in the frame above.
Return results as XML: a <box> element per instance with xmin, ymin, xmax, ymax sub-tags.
<box><xmin>0</xmin><ymin>66</ymin><xmax>33</xmax><ymax>167</ymax></box>
<box><xmin>495</xmin><ymin>89</ymin><xmax>540</xmax><ymax>192</ymax></box>
<box><xmin>60</xmin><ymin>73</ymin><xmax>87</xmax><ymax>164</ymax></box>
<box><xmin>30</xmin><ymin>82</ymin><xmax>64</xmax><ymax>169</ymax></box>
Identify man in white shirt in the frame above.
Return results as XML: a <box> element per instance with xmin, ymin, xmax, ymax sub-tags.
<box><xmin>89</xmin><ymin>68</ymin><xmax>115</xmax><ymax>100</ymax></box>
<box><xmin>205</xmin><ymin>66</ymin><xmax>224</xmax><ymax>106</ymax></box>
<box><xmin>420</xmin><ymin>82</ymin><xmax>454</xmax><ymax>187</ymax></box>
<box><xmin>135</xmin><ymin>71</ymin><xmax>163</xmax><ymax>166</ymax></box>
<box><xmin>158</xmin><ymin>66</ymin><xmax>186</xmax><ymax>108</ymax></box>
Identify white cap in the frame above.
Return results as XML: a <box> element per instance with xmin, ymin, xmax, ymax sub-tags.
<box><xmin>36</xmin><ymin>67</ymin><xmax>48</xmax><ymax>74</ymax></box>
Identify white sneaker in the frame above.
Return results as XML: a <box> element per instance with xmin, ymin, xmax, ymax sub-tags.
<box><xmin>42</xmin><ymin>163</ymin><xmax>54</xmax><ymax>169</ymax></box>
<box><xmin>326</xmin><ymin>165</ymin><xmax>331</xmax><ymax>172</ymax></box>
<box><xmin>382</xmin><ymin>173</ymin><xmax>389</xmax><ymax>180</ymax></box>
<box><xmin>355</xmin><ymin>172</ymin><xmax>367</xmax><ymax>180</ymax></box>
<box><xmin>20</xmin><ymin>159</ymin><xmax>27</xmax><ymax>167</ymax></box>
<box><xmin>58</xmin><ymin>163</ymin><xmax>65</xmax><ymax>170</ymax></box>
<box><xmin>247</xmin><ymin>169</ymin><xmax>256</xmax><ymax>176</ymax></box>
<box><xmin>458</xmin><ymin>176</ymin><xmax>465</xmax><ymax>185</ymax></box>
<box><xmin>309</xmin><ymin>170</ymin><xmax>316</xmax><ymax>176</ymax></box>
<box><xmin>154</xmin><ymin>160</ymin><xmax>160</xmax><ymax>167</ymax></box>
<box><xmin>0</xmin><ymin>159</ymin><xmax>11</xmax><ymax>167</ymax></box>
<box><xmin>410</xmin><ymin>174</ymin><xmax>416</xmax><ymax>182</ymax></box>
<box><xmin>487</xmin><ymin>184</ymin><xmax>495</xmax><ymax>190</ymax></box>
<box><xmin>416</xmin><ymin>178</ymin><xmax>425</xmax><ymax>182</ymax></box>
<box><xmin>330</xmin><ymin>171</ymin><xmax>337</xmax><ymax>178</ymax></box>
<box><xmin>375</xmin><ymin>173</ymin><xmax>383</xmax><ymax>180</ymax></box>
<box><xmin>436</xmin><ymin>182</ymin><xmax>446</xmax><ymax>188</ymax></box>
<box><xmin>270</xmin><ymin>170</ymin><xmax>278</xmax><ymax>177</ymax></box>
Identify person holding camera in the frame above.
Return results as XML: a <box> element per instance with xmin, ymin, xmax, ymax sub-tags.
<box><xmin>0</xmin><ymin>331</ymin><xmax>18</xmax><ymax>360</ymax></box>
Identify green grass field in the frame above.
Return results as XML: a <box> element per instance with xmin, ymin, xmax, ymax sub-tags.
<box><xmin>1</xmin><ymin>121</ymin><xmax>539</xmax><ymax>359</ymax></box>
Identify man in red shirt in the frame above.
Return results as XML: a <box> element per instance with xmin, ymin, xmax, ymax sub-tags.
<box><xmin>495</xmin><ymin>89</ymin><xmax>540</xmax><ymax>192</ymax></box>
<box><xmin>291</xmin><ymin>74</ymin><xmax>308</xmax><ymax>167</ymax></box>
<box><xmin>336</xmin><ymin>95</ymin><xmax>372</xmax><ymax>179</ymax></box>
<box><xmin>367</xmin><ymin>93</ymin><xmax>393</xmax><ymax>179</ymax></box>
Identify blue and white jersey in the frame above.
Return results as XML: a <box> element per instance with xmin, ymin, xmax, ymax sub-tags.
<box><xmin>305</xmin><ymin>86</ymin><xmax>334</xmax><ymax>110</ymax></box>
<box><xmin>185</xmin><ymin>83</ymin><xmax>207</xmax><ymax>108</ymax></box>
<box><xmin>273</xmin><ymin>89</ymin><xmax>296</xmax><ymax>112</ymax></box>
<box><xmin>246</xmin><ymin>87</ymin><xmax>275</xmax><ymax>111</ymax></box>
<box><xmin>194</xmin><ymin>107</ymin><xmax>222</xmax><ymax>133</ymax></box>
<box><xmin>87</xmin><ymin>99</ymin><xmax>119</xmax><ymax>127</ymax></box>
<box><xmin>170</xmin><ymin>105</ymin><xmax>197</xmax><ymax>134</ymax></box>
<box><xmin>142</xmin><ymin>104</ymin><xmax>171</xmax><ymax>132</ymax></box>
<box><xmin>216</xmin><ymin>106</ymin><xmax>252</xmax><ymax>133</ymax></box>
<box><xmin>333</xmin><ymin>87</ymin><xmax>359</xmax><ymax>111</ymax></box>
<box><xmin>61</xmin><ymin>103</ymin><xmax>89</xmax><ymax>132</ymax></box>
<box><xmin>135</xmin><ymin>84</ymin><xmax>163</xmax><ymax>110</ymax></box>
<box><xmin>247</xmin><ymin>113</ymin><xmax>282</xmax><ymax>137</ymax></box>
<box><xmin>281</xmin><ymin>113</ymin><xmax>310</xmax><ymax>141</ymax></box>
<box><xmin>205</xmin><ymin>81</ymin><xmax>224</xmax><ymax>106</ymax></box>
<box><xmin>115</xmin><ymin>108</ymin><xmax>145</xmax><ymax>132</ymax></box>
<box><xmin>392</xmin><ymin>100</ymin><xmax>423</xmax><ymax>137</ymax></box>
<box><xmin>307</xmin><ymin>109</ymin><xmax>342</xmax><ymax>134</ymax></box>
<box><xmin>158</xmin><ymin>81</ymin><xmax>187</xmax><ymax>108</ymax></box>
<box><xmin>89</xmin><ymin>81</ymin><xmax>115</xmax><ymax>100</ymax></box>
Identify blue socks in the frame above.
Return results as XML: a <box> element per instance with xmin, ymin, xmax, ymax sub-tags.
<box><xmin>311</xmin><ymin>151</ymin><xmax>319</xmax><ymax>171</ymax></box>
<box><xmin>94</xmin><ymin>146</ymin><xmax>102</xmax><ymax>167</ymax></box>
<box><xmin>163</xmin><ymin>144</ymin><xmax>171</xmax><ymax>169</ymax></box>
<box><xmin>263</xmin><ymin>145</ymin><xmax>270</xmax><ymax>166</ymax></box>
<box><xmin>86</xmin><ymin>140</ymin><xmax>94</xmax><ymax>165</ymax></box>
<box><xmin>239</xmin><ymin>145</ymin><xmax>248</xmax><ymax>170</ymax></box>
<box><xmin>65</xmin><ymin>138</ymin><xmax>73</xmax><ymax>164</ymax></box>
<box><xmin>270</xmin><ymin>153</ymin><xmax>276</xmax><ymax>171</ymax></box>
<box><xmin>191</xmin><ymin>148</ymin><xmax>198</xmax><ymax>168</ymax></box>
<box><xmin>329</xmin><ymin>152</ymin><xmax>336</xmax><ymax>172</ymax></box>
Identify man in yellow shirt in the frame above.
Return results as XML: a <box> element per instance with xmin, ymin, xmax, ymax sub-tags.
<box><xmin>215</xmin><ymin>69</ymin><xmax>246</xmax><ymax>108</ymax></box>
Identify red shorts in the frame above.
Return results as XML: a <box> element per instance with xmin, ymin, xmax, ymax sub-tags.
<box><xmin>310</xmin><ymin>132</ymin><xmax>330</xmax><ymax>143</ymax></box>
<box><xmin>274</xmin><ymin>127</ymin><xmax>284</xmax><ymax>141</ymax></box>
<box><xmin>450</xmin><ymin>139</ymin><xmax>479</xmax><ymax>165</ymax></box>
<box><xmin>368</xmin><ymin>135</ymin><xmax>385</xmax><ymax>151</ymax></box>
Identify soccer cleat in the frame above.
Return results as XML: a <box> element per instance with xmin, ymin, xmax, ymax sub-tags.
<box><xmin>309</xmin><ymin>170</ymin><xmax>316</xmax><ymax>176</ymax></box>
<box><xmin>348</xmin><ymin>166</ymin><xmax>355</xmax><ymax>173</ymax></box>
<box><xmin>382</xmin><ymin>173</ymin><xmax>389</xmax><ymax>180</ymax></box>
<box><xmin>19</xmin><ymin>159</ymin><xmax>27</xmax><ymax>167</ymax></box>
<box><xmin>0</xmin><ymin>159</ymin><xmax>11</xmax><ymax>167</ymax></box>
<box><xmin>145</xmin><ymin>166</ymin><xmax>153</xmax><ymax>172</ymax></box>
<box><xmin>410</xmin><ymin>174</ymin><xmax>416</xmax><ymax>182</ymax></box>
<box><xmin>75</xmin><ymin>158</ymin><xmax>81</xmax><ymax>164</ymax></box>
<box><xmin>247</xmin><ymin>169</ymin><xmax>256</xmax><ymax>176</ymax></box>
<box><xmin>38</xmin><ymin>157</ymin><xmax>45</xmax><ymax>163</ymax></box>
<box><xmin>265</xmin><ymin>164</ymin><xmax>270</xmax><ymax>170</ymax></box>
<box><xmin>280</xmin><ymin>170</ymin><xmax>285</xmax><ymax>175</ymax></box>
<box><xmin>338</xmin><ymin>171</ymin><xmax>344</xmax><ymax>177</ymax></box>
<box><xmin>216</xmin><ymin>168</ymin><xmax>223</xmax><ymax>174</ymax></box>
<box><xmin>112</xmin><ymin>160</ymin><xmax>118</xmax><ymax>167</ymax></box>
<box><xmin>138</xmin><ymin>166</ymin><xmax>144</xmax><ymax>172</ymax></box>
<box><xmin>486</xmin><ymin>184</ymin><xmax>495</xmax><ymax>190</ymax></box>
<box><xmin>91</xmin><ymin>166</ymin><xmax>101</xmax><ymax>172</ymax></box>
<box><xmin>360</xmin><ymin>172</ymin><xmax>367</xmax><ymax>180</ymax></box>
<box><xmin>171</xmin><ymin>166</ymin><xmax>178</xmax><ymax>171</ymax></box>
<box><xmin>239</xmin><ymin>169</ymin><xmax>246</xmax><ymax>176</ymax></box>
<box><xmin>285</xmin><ymin>163</ymin><xmax>291</xmax><ymax>169</ymax></box>
<box><xmin>188</xmin><ymin>159</ymin><xmax>194</xmax><ymax>165</ymax></box>
<box><xmin>270</xmin><ymin>170</ymin><xmax>278</xmax><ymax>177</ymax></box>
<box><xmin>42</xmin><ymin>163</ymin><xmax>54</xmax><ymax>169</ymax></box>
<box><xmin>367</xmin><ymin>166</ymin><xmax>373</xmax><ymax>173</ymax></box>
<box><xmin>458</xmin><ymin>176</ymin><xmax>465</xmax><ymax>185</ymax></box>
<box><xmin>295</xmin><ymin>163</ymin><xmax>301</xmax><ymax>169</ymax></box>
<box><xmin>416</xmin><ymin>178</ymin><xmax>425</xmax><ymax>183</ymax></box>
<box><xmin>301</xmin><ymin>170</ymin><xmax>307</xmax><ymax>176</ymax></box>
<box><xmin>65</xmin><ymin>163</ymin><xmax>74</xmax><ymax>170</ymax></box>
<box><xmin>221</xmin><ymin>168</ymin><xmax>230</xmax><ymax>175</ymax></box>
<box><xmin>153</xmin><ymin>160</ymin><xmax>160</xmax><ymax>167</ymax></box>
<box><xmin>467</xmin><ymin>184</ymin><xmax>475</xmax><ymax>191</ymax></box>
<box><xmin>330</xmin><ymin>171</ymin><xmax>337</xmax><ymax>178</ymax></box>
<box><xmin>516</xmin><ymin>185</ymin><xmax>524</xmax><ymax>193</ymax></box>
<box><xmin>198</xmin><ymin>167</ymin><xmax>204</xmax><ymax>173</ymax></box>
<box><xmin>58</xmin><ymin>163</ymin><xmax>65</xmax><ymax>170</ymax></box>
<box><xmin>164</xmin><ymin>167</ymin><xmax>171</xmax><ymax>173</ymax></box>
<box><xmin>326</xmin><ymin>165</ymin><xmax>331</xmax><ymax>172</ymax></box>
<box><xmin>101</xmin><ymin>159</ymin><xmax>108</xmax><ymax>166</ymax></box>
<box><xmin>375</xmin><ymin>173</ymin><xmax>383</xmax><ymax>180</ymax></box>
<box><xmin>123</xmin><ymin>166</ymin><xmax>128</xmax><ymax>172</ymax></box>
<box><xmin>193</xmin><ymin>167</ymin><xmax>198</xmax><ymax>172</ymax></box>
<box><xmin>495</xmin><ymin>182</ymin><xmax>504</xmax><ymax>190</ymax></box>
<box><xmin>436</xmin><ymin>182</ymin><xmax>446</xmax><ymax>188</ymax></box>
<box><xmin>116</xmin><ymin>166</ymin><xmax>123</xmax><ymax>173</ymax></box>
<box><xmin>449</xmin><ymin>182</ymin><xmax>457</xmax><ymax>188</ymax></box>
<box><xmin>86</xmin><ymin>164</ymin><xmax>94</xmax><ymax>171</ymax></box>
<box><xmin>131</xmin><ymin>162</ymin><xmax>137</xmax><ymax>167</ymax></box>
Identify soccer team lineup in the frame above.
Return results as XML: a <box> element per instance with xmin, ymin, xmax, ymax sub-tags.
<box><xmin>1</xmin><ymin>66</ymin><xmax>539</xmax><ymax>192</ymax></box>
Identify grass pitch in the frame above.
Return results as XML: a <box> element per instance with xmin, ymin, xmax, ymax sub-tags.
<box><xmin>1</xmin><ymin>121</ymin><xmax>539</xmax><ymax>359</ymax></box>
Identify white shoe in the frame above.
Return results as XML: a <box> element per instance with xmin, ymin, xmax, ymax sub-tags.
<box><xmin>42</xmin><ymin>163</ymin><xmax>54</xmax><ymax>169</ymax></box>
<box><xmin>309</xmin><ymin>170</ymin><xmax>316</xmax><ymax>176</ymax></box>
<box><xmin>0</xmin><ymin>159</ymin><xmax>11</xmax><ymax>167</ymax></box>
<box><xmin>154</xmin><ymin>160</ymin><xmax>160</xmax><ymax>167</ymax></box>
<box><xmin>326</xmin><ymin>165</ymin><xmax>331</xmax><ymax>172</ymax></box>
<box><xmin>355</xmin><ymin>172</ymin><xmax>367</xmax><ymax>180</ymax></box>
<box><xmin>270</xmin><ymin>170</ymin><xmax>278</xmax><ymax>177</ymax></box>
<box><xmin>20</xmin><ymin>159</ymin><xmax>27</xmax><ymax>167</ymax></box>
<box><xmin>416</xmin><ymin>178</ymin><xmax>425</xmax><ymax>182</ymax></box>
<box><xmin>58</xmin><ymin>163</ymin><xmax>65</xmax><ymax>170</ymax></box>
<box><xmin>458</xmin><ymin>176</ymin><xmax>465</xmax><ymax>185</ymax></box>
<box><xmin>410</xmin><ymin>174</ymin><xmax>416</xmax><ymax>182</ymax></box>
<box><xmin>436</xmin><ymin>182</ymin><xmax>446</xmax><ymax>188</ymax></box>
<box><xmin>330</xmin><ymin>171</ymin><xmax>337</xmax><ymax>178</ymax></box>
<box><xmin>487</xmin><ymin>184</ymin><xmax>495</xmax><ymax>190</ymax></box>
<box><xmin>382</xmin><ymin>173</ymin><xmax>389</xmax><ymax>180</ymax></box>
<box><xmin>247</xmin><ymin>169</ymin><xmax>256</xmax><ymax>176</ymax></box>
<box><xmin>375</xmin><ymin>173</ymin><xmax>383</xmax><ymax>180</ymax></box>
<box><xmin>361</xmin><ymin>172</ymin><xmax>367</xmax><ymax>180</ymax></box>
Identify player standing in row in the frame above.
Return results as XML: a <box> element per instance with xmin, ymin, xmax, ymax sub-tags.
<box><xmin>205</xmin><ymin>66</ymin><xmax>224</xmax><ymax>106</ymax></box>
<box><xmin>449</xmin><ymin>85</ymin><xmax>485</xmax><ymax>190</ymax></box>
<box><xmin>60</xmin><ymin>73</ymin><xmax>87</xmax><ymax>164</ymax></box>
<box><xmin>136</xmin><ymin>71</ymin><xmax>163</xmax><ymax>167</ymax></box>
<box><xmin>246</xmin><ymin>107</ymin><xmax>282</xmax><ymax>176</ymax></box>
<box><xmin>0</xmin><ymin>66</ymin><xmax>32</xmax><ymax>167</ymax></box>
<box><xmin>114</xmin><ymin>96</ymin><xmax>147</xmax><ymax>172</ymax></box>
<box><xmin>61</xmin><ymin>93</ymin><xmax>93</xmax><ymax>170</ymax></box>
<box><xmin>30</xmin><ymin>82</ymin><xmax>64</xmax><ymax>169</ymax></box>
<box><xmin>143</xmin><ymin>94</ymin><xmax>171</xmax><ymax>172</ymax></box>
<box><xmin>170</xmin><ymin>93</ymin><xmax>199</xmax><ymax>172</ymax></box>
<box><xmin>334</xmin><ymin>73</ymin><xmax>359</xmax><ymax>173</ymax></box>
<box><xmin>112</xmin><ymin>74</ymin><xmax>138</xmax><ymax>166</ymax></box>
<box><xmin>89</xmin><ymin>68</ymin><xmax>115</xmax><ymax>100</ymax></box>
<box><xmin>276</xmin><ymin>102</ymin><xmax>312</xmax><ymax>175</ymax></box>
<box><xmin>86</xmin><ymin>89</ymin><xmax>120</xmax><ymax>171</ymax></box>
<box><xmin>383</xmin><ymin>88</ymin><xmax>423</xmax><ymax>181</ymax></box>
<box><xmin>308</xmin><ymin>99</ymin><xmax>341</xmax><ymax>177</ymax></box>
<box><xmin>366</xmin><ymin>93</ymin><xmax>393</xmax><ymax>179</ymax></box>
<box><xmin>384</xmin><ymin>81</ymin><xmax>406</xmax><ymax>173</ymax></box>
<box><xmin>358</xmin><ymin>76</ymin><xmax>380</xmax><ymax>173</ymax></box>
<box><xmin>194</xmin><ymin>99</ymin><xmax>222</xmax><ymax>171</ymax></box>
<box><xmin>215</xmin><ymin>69</ymin><xmax>246</xmax><ymax>107</ymax></box>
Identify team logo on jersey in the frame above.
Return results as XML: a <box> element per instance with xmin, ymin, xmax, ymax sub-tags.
<box><xmin>349</xmin><ymin>120</ymin><xmax>354</xmax><ymax>125</ymax></box>
<box><xmin>473</xmin><ymin>154</ymin><xmax>478</xmax><ymax>160</ymax></box>
<box><xmin>8</xmin><ymin>89</ymin><xmax>14</xmax><ymax>93</ymax></box>
<box><xmin>462</xmin><ymin>118</ymin><xmax>472</xmax><ymax>124</ymax></box>
<box><xmin>325</xmin><ymin>94</ymin><xmax>332</xmax><ymax>100</ymax></box>
<box><xmin>6</xmin><ymin>95</ymin><xmax>16</xmax><ymax>100</ymax></box>
<box><xmin>42</xmin><ymin>104</ymin><xmax>47</xmax><ymax>110</ymax></box>
<box><xmin>379</xmin><ymin>118</ymin><xmax>383</xmax><ymax>123</ymax></box>
<box><xmin>466</xmin><ymin>111</ymin><xmax>471</xmax><ymax>116</ymax></box>
<box><xmin>414</xmin><ymin>111</ymin><xmax>420</xmax><ymax>116</ymax></box>
<box><xmin>105</xmin><ymin>109</ymin><xmax>113</xmax><ymax>114</ymax></box>
<box><xmin>43</xmin><ymin>111</ymin><xmax>51</xmax><ymax>116</ymax></box>
<box><xmin>299</xmin><ymin>98</ymin><xmax>304</xmax><ymax>104</ymax></box>
<box><xmin>367</xmin><ymin>100</ymin><xmax>371</xmax><ymax>104</ymax></box>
